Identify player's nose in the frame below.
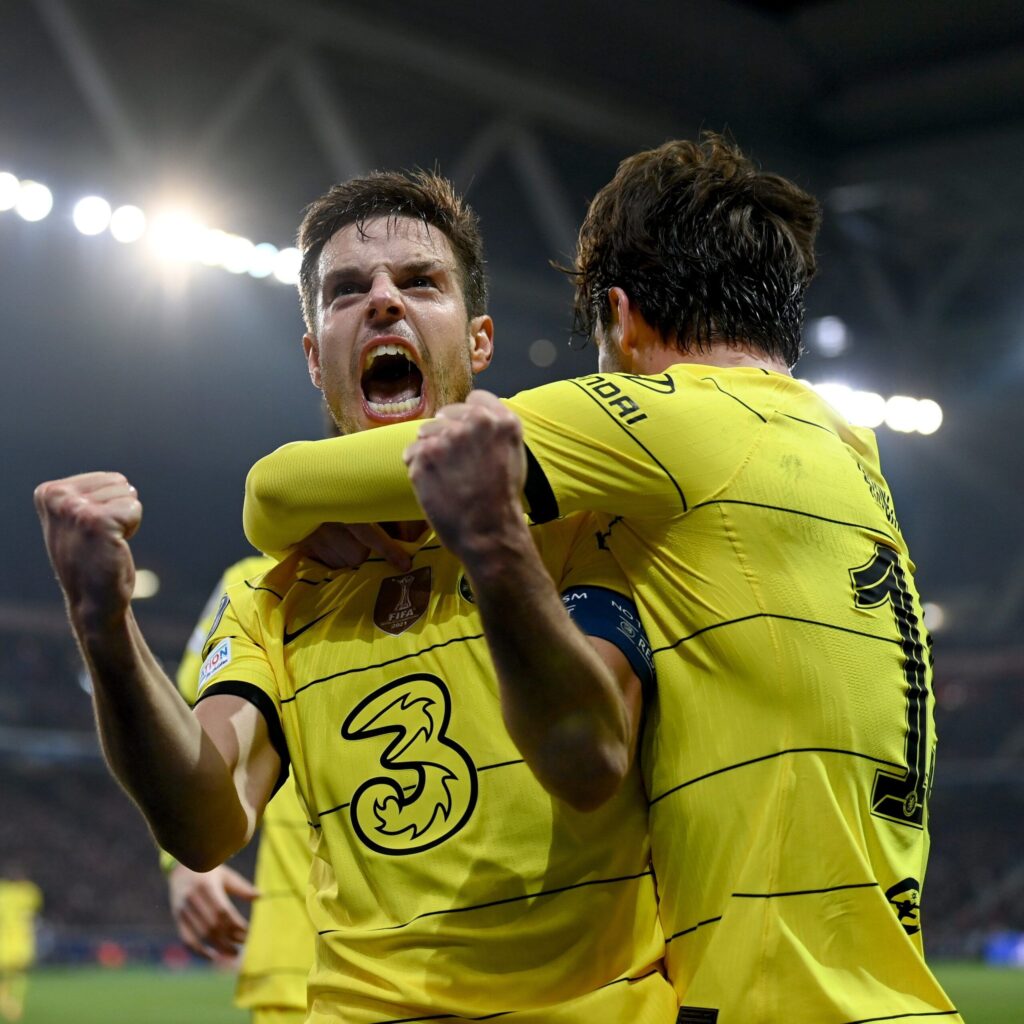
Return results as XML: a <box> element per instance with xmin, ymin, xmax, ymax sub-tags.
<box><xmin>366</xmin><ymin>273</ymin><xmax>404</xmax><ymax>322</ymax></box>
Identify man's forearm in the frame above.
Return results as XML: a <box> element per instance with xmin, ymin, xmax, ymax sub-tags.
<box><xmin>461</xmin><ymin>527</ymin><xmax>634</xmax><ymax>812</ymax></box>
<box><xmin>76</xmin><ymin>609</ymin><xmax>251</xmax><ymax>869</ymax></box>
<box><xmin>244</xmin><ymin>426</ymin><xmax>423</xmax><ymax>556</ymax></box>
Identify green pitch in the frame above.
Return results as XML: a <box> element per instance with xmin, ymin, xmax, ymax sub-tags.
<box><xmin>18</xmin><ymin>961</ymin><xmax>1024</xmax><ymax>1023</ymax></box>
<box><xmin>933</xmin><ymin>961</ymin><xmax>1024</xmax><ymax>1023</ymax></box>
<box><xmin>22</xmin><ymin>966</ymin><xmax>245</xmax><ymax>1024</ymax></box>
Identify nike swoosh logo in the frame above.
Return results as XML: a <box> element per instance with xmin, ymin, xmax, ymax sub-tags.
<box><xmin>283</xmin><ymin>611</ymin><xmax>333</xmax><ymax>646</ymax></box>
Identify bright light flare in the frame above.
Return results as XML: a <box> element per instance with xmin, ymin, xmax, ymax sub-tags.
<box><xmin>221</xmin><ymin>234</ymin><xmax>255</xmax><ymax>275</ymax></box>
<box><xmin>149</xmin><ymin>209</ymin><xmax>206</xmax><ymax>262</ymax></box>
<box><xmin>915</xmin><ymin>399</ymin><xmax>943</xmax><ymax>435</ymax></box>
<box><xmin>884</xmin><ymin>395</ymin><xmax>920</xmax><ymax>433</ymax></box>
<box><xmin>15</xmin><ymin>180</ymin><xmax>53</xmax><ymax>222</ymax></box>
<box><xmin>0</xmin><ymin>172</ymin><xmax>19</xmax><ymax>211</ymax></box>
<box><xmin>132</xmin><ymin>568</ymin><xmax>160</xmax><ymax>600</ymax></box>
<box><xmin>273</xmin><ymin>246</ymin><xmax>301</xmax><ymax>285</ymax></box>
<box><xmin>811</xmin><ymin>316</ymin><xmax>848</xmax><ymax>357</ymax></box>
<box><xmin>110</xmin><ymin>204</ymin><xmax>146</xmax><ymax>243</ymax></box>
<box><xmin>922</xmin><ymin>602</ymin><xmax>945</xmax><ymax>632</ymax></box>
<box><xmin>806</xmin><ymin>382</ymin><xmax>942</xmax><ymax>435</ymax></box>
<box><xmin>247</xmin><ymin>242</ymin><xmax>278</xmax><ymax>279</ymax></box>
<box><xmin>73</xmin><ymin>195</ymin><xmax>112</xmax><ymax>235</ymax></box>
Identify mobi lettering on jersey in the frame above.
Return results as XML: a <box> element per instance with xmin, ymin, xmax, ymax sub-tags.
<box><xmin>578</xmin><ymin>375</ymin><xmax>648</xmax><ymax>425</ymax></box>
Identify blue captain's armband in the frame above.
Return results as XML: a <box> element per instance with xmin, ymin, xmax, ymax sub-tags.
<box><xmin>561</xmin><ymin>585</ymin><xmax>655</xmax><ymax>694</ymax></box>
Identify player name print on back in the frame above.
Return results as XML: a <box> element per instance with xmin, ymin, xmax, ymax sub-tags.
<box><xmin>374</xmin><ymin>566</ymin><xmax>431</xmax><ymax>635</ymax></box>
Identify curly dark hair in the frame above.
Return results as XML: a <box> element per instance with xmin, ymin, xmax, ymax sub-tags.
<box><xmin>297</xmin><ymin>169</ymin><xmax>487</xmax><ymax>332</ymax></box>
<box><xmin>571</xmin><ymin>133</ymin><xmax>821</xmax><ymax>366</ymax></box>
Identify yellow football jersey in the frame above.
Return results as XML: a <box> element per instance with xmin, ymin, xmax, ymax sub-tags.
<box><xmin>0</xmin><ymin>879</ymin><xmax>42</xmax><ymax>972</ymax></box>
<box><xmin>198</xmin><ymin>517</ymin><xmax>674</xmax><ymax>1024</ymax></box>
<box><xmin>177</xmin><ymin>556</ymin><xmax>315</xmax><ymax>1016</ymax></box>
<box><xmin>242</xmin><ymin>365</ymin><xmax>960</xmax><ymax>1023</ymax></box>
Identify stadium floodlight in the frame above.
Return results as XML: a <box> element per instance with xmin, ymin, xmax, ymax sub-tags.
<box><xmin>915</xmin><ymin>398</ymin><xmax>943</xmax><ymax>435</ymax></box>
<box><xmin>109</xmin><ymin>204</ymin><xmax>146</xmax><ymax>243</ymax></box>
<box><xmin>131</xmin><ymin>568</ymin><xmax>160</xmax><ymax>600</ymax></box>
<box><xmin>846</xmin><ymin>390</ymin><xmax>886</xmax><ymax>428</ymax></box>
<box><xmin>221</xmin><ymin>234</ymin><xmax>255</xmax><ymax>275</ymax></box>
<box><xmin>804</xmin><ymin>381</ymin><xmax>942</xmax><ymax>435</ymax></box>
<box><xmin>812</xmin><ymin>316</ymin><xmax>848</xmax><ymax>357</ymax></box>
<box><xmin>922</xmin><ymin>602</ymin><xmax>945</xmax><ymax>632</ymax></box>
<box><xmin>809</xmin><ymin>381</ymin><xmax>851</xmax><ymax>415</ymax></box>
<box><xmin>149</xmin><ymin>209</ymin><xmax>205</xmax><ymax>262</ymax></box>
<box><xmin>15</xmin><ymin>180</ymin><xmax>53</xmax><ymax>221</ymax></box>
<box><xmin>273</xmin><ymin>246</ymin><xmax>301</xmax><ymax>285</ymax></box>
<box><xmin>884</xmin><ymin>395</ymin><xmax>920</xmax><ymax>433</ymax></box>
<box><xmin>247</xmin><ymin>241</ymin><xmax>278</xmax><ymax>279</ymax></box>
<box><xmin>0</xmin><ymin>172</ymin><xmax>19</xmax><ymax>211</ymax></box>
<box><xmin>529</xmin><ymin>338</ymin><xmax>557</xmax><ymax>368</ymax></box>
<box><xmin>73</xmin><ymin>195</ymin><xmax>112</xmax><ymax>235</ymax></box>
<box><xmin>197</xmin><ymin>227</ymin><xmax>231</xmax><ymax>266</ymax></box>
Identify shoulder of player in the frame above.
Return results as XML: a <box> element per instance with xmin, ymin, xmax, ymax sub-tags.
<box><xmin>528</xmin><ymin>510</ymin><xmax>612</xmax><ymax>572</ymax></box>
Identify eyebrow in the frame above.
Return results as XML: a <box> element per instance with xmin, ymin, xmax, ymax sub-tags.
<box><xmin>320</xmin><ymin>259</ymin><xmax>451</xmax><ymax>298</ymax></box>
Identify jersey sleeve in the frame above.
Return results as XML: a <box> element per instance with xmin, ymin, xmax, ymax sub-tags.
<box><xmin>242</xmin><ymin>373</ymin><xmax>690</xmax><ymax>555</ymax></box>
<box><xmin>553</xmin><ymin>516</ymin><xmax>655</xmax><ymax>695</ymax></box>
<box><xmin>194</xmin><ymin>585</ymin><xmax>290</xmax><ymax>791</ymax></box>
<box><xmin>244</xmin><ymin>424</ymin><xmax>423</xmax><ymax>557</ymax></box>
<box><xmin>507</xmin><ymin>376</ymin><xmax>688</xmax><ymax>522</ymax></box>
<box><xmin>175</xmin><ymin>575</ymin><xmax>230</xmax><ymax>706</ymax></box>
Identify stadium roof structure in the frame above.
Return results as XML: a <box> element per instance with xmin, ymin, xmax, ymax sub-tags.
<box><xmin>2</xmin><ymin>0</ymin><xmax>1024</xmax><ymax>653</ymax></box>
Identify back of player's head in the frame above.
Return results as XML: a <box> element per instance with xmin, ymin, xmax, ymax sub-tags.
<box><xmin>297</xmin><ymin>170</ymin><xmax>488</xmax><ymax>333</ymax></box>
<box><xmin>571</xmin><ymin>133</ymin><xmax>821</xmax><ymax>367</ymax></box>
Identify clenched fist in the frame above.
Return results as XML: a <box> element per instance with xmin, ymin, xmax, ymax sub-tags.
<box><xmin>34</xmin><ymin>471</ymin><xmax>143</xmax><ymax>632</ymax></box>
<box><xmin>403</xmin><ymin>391</ymin><xmax>528</xmax><ymax>567</ymax></box>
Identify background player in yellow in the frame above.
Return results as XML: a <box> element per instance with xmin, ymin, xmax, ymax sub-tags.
<box><xmin>166</xmin><ymin>554</ymin><xmax>314</xmax><ymax>1024</ymax></box>
<box><xmin>0</xmin><ymin>875</ymin><xmax>42</xmax><ymax>1022</ymax></box>
<box><xmin>242</xmin><ymin>136</ymin><xmax>962</xmax><ymax>1023</ymax></box>
<box><xmin>33</xmin><ymin>171</ymin><xmax>676</xmax><ymax>1021</ymax></box>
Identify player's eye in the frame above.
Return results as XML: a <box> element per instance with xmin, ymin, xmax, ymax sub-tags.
<box><xmin>331</xmin><ymin>280</ymin><xmax>362</xmax><ymax>299</ymax></box>
<box><xmin>405</xmin><ymin>275</ymin><xmax>435</xmax><ymax>289</ymax></box>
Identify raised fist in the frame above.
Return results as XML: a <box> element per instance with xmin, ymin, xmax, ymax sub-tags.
<box><xmin>34</xmin><ymin>471</ymin><xmax>143</xmax><ymax>631</ymax></box>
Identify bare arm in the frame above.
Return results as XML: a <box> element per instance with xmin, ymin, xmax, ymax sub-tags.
<box><xmin>406</xmin><ymin>395</ymin><xmax>642</xmax><ymax>811</ymax></box>
<box><xmin>34</xmin><ymin>472</ymin><xmax>279</xmax><ymax>869</ymax></box>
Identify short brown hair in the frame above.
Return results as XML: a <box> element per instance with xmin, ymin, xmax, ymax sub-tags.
<box><xmin>571</xmin><ymin>133</ymin><xmax>821</xmax><ymax>366</ymax></box>
<box><xmin>297</xmin><ymin>169</ymin><xmax>487</xmax><ymax>331</ymax></box>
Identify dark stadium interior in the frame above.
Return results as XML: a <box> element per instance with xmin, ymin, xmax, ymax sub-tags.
<box><xmin>2</xmin><ymin>0</ymin><xmax>1023</xmax><ymax>973</ymax></box>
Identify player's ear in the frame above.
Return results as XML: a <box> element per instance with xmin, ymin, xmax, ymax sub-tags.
<box><xmin>303</xmin><ymin>333</ymin><xmax>323</xmax><ymax>390</ymax></box>
<box><xmin>468</xmin><ymin>315</ymin><xmax>494</xmax><ymax>374</ymax></box>
<box><xmin>607</xmin><ymin>287</ymin><xmax>639</xmax><ymax>366</ymax></box>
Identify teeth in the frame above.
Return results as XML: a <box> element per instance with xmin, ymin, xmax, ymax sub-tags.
<box><xmin>366</xmin><ymin>343</ymin><xmax>411</xmax><ymax>366</ymax></box>
<box><xmin>367</xmin><ymin>397</ymin><xmax>420</xmax><ymax>415</ymax></box>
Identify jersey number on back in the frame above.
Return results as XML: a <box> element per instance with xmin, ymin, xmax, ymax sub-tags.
<box><xmin>850</xmin><ymin>544</ymin><xmax>930</xmax><ymax>829</ymax></box>
<box><xmin>341</xmin><ymin>674</ymin><xmax>478</xmax><ymax>855</ymax></box>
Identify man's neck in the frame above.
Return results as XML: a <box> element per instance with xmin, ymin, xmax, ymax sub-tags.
<box><xmin>383</xmin><ymin>521</ymin><xmax>429</xmax><ymax>543</ymax></box>
<box><xmin>640</xmin><ymin>340</ymin><xmax>791</xmax><ymax>377</ymax></box>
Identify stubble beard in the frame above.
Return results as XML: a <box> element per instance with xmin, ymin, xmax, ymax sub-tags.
<box><xmin>323</xmin><ymin>336</ymin><xmax>476</xmax><ymax>437</ymax></box>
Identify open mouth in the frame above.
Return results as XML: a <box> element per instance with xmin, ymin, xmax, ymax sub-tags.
<box><xmin>360</xmin><ymin>343</ymin><xmax>425</xmax><ymax>417</ymax></box>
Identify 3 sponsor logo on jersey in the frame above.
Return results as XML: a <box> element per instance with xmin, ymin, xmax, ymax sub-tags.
<box><xmin>198</xmin><ymin>639</ymin><xmax>231</xmax><ymax>692</ymax></box>
<box><xmin>579</xmin><ymin>375</ymin><xmax>649</xmax><ymax>425</ymax></box>
<box><xmin>342</xmin><ymin>674</ymin><xmax>478</xmax><ymax>855</ymax></box>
